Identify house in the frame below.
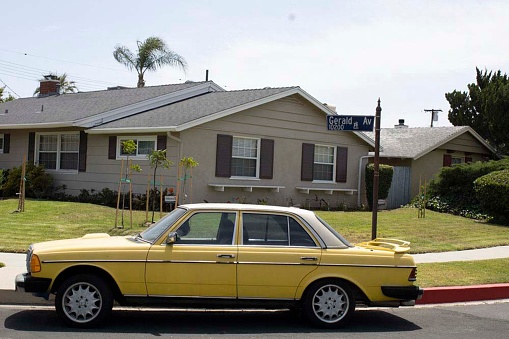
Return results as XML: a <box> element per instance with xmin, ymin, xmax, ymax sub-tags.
<box><xmin>0</xmin><ymin>79</ymin><xmax>374</xmax><ymax>209</ymax></box>
<box><xmin>362</xmin><ymin>120</ymin><xmax>497</xmax><ymax>208</ymax></box>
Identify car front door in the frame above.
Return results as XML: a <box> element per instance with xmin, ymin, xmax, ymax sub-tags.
<box><xmin>237</xmin><ymin>212</ymin><xmax>322</xmax><ymax>299</ymax></box>
<box><xmin>145</xmin><ymin>211</ymin><xmax>238</xmax><ymax>298</ymax></box>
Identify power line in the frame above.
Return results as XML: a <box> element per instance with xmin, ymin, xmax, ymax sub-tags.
<box><xmin>0</xmin><ymin>77</ymin><xmax>20</xmax><ymax>98</ymax></box>
<box><xmin>0</xmin><ymin>48</ymin><xmax>128</xmax><ymax>73</ymax></box>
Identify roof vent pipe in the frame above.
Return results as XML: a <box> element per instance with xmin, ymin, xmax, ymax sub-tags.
<box><xmin>395</xmin><ymin>119</ymin><xmax>408</xmax><ymax>128</ymax></box>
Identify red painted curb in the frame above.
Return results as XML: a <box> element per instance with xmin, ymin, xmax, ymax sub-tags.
<box><xmin>417</xmin><ymin>283</ymin><xmax>509</xmax><ymax>304</ymax></box>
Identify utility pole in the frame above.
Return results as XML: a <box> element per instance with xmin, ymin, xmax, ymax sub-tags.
<box><xmin>424</xmin><ymin>109</ymin><xmax>442</xmax><ymax>127</ymax></box>
<box><xmin>371</xmin><ymin>99</ymin><xmax>382</xmax><ymax>240</ymax></box>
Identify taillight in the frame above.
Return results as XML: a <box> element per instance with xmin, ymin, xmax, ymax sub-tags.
<box><xmin>30</xmin><ymin>254</ymin><xmax>41</xmax><ymax>273</ymax></box>
<box><xmin>408</xmin><ymin>267</ymin><xmax>417</xmax><ymax>281</ymax></box>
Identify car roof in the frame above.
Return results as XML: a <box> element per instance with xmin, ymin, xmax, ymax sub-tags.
<box><xmin>179</xmin><ymin>203</ymin><xmax>314</xmax><ymax>215</ymax></box>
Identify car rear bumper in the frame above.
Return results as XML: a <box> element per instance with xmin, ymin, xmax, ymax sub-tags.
<box><xmin>15</xmin><ymin>273</ymin><xmax>52</xmax><ymax>297</ymax></box>
<box><xmin>381</xmin><ymin>285</ymin><xmax>424</xmax><ymax>301</ymax></box>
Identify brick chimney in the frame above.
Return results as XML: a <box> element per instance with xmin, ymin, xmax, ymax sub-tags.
<box><xmin>39</xmin><ymin>75</ymin><xmax>61</xmax><ymax>97</ymax></box>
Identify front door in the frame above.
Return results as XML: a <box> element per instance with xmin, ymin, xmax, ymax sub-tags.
<box><xmin>145</xmin><ymin>211</ymin><xmax>238</xmax><ymax>298</ymax></box>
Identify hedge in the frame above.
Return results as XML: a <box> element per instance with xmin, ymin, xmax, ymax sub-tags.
<box><xmin>365</xmin><ymin>163</ymin><xmax>393</xmax><ymax>210</ymax></box>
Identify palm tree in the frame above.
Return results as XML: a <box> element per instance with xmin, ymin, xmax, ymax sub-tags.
<box><xmin>33</xmin><ymin>73</ymin><xmax>78</xmax><ymax>96</ymax></box>
<box><xmin>113</xmin><ymin>36</ymin><xmax>187</xmax><ymax>88</ymax></box>
<box><xmin>0</xmin><ymin>87</ymin><xmax>15</xmax><ymax>102</ymax></box>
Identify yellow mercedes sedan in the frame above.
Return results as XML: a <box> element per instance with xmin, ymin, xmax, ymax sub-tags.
<box><xmin>16</xmin><ymin>203</ymin><xmax>422</xmax><ymax>328</ymax></box>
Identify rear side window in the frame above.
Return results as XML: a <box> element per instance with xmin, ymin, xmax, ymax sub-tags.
<box><xmin>242</xmin><ymin>213</ymin><xmax>316</xmax><ymax>247</ymax></box>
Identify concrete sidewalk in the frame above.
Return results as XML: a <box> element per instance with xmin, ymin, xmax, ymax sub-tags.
<box><xmin>1</xmin><ymin>246</ymin><xmax>508</xmax><ymax>304</ymax></box>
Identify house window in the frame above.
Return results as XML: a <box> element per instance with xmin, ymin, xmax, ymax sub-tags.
<box><xmin>231</xmin><ymin>137</ymin><xmax>259</xmax><ymax>178</ymax></box>
<box><xmin>301</xmin><ymin>143</ymin><xmax>348</xmax><ymax>183</ymax></box>
<box><xmin>117</xmin><ymin>136</ymin><xmax>157</xmax><ymax>159</ymax></box>
<box><xmin>36</xmin><ymin>133</ymin><xmax>79</xmax><ymax>170</ymax></box>
<box><xmin>0</xmin><ymin>134</ymin><xmax>3</xmax><ymax>153</ymax></box>
<box><xmin>313</xmin><ymin>145</ymin><xmax>335</xmax><ymax>181</ymax></box>
<box><xmin>451</xmin><ymin>157</ymin><xmax>463</xmax><ymax>165</ymax></box>
<box><xmin>215</xmin><ymin>134</ymin><xmax>274</xmax><ymax>179</ymax></box>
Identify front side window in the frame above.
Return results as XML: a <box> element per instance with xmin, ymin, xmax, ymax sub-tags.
<box><xmin>117</xmin><ymin>136</ymin><xmax>156</xmax><ymax>159</ymax></box>
<box><xmin>174</xmin><ymin>212</ymin><xmax>237</xmax><ymax>245</ymax></box>
<box><xmin>36</xmin><ymin>133</ymin><xmax>79</xmax><ymax>170</ymax></box>
<box><xmin>0</xmin><ymin>134</ymin><xmax>4</xmax><ymax>153</ymax></box>
<box><xmin>314</xmin><ymin>145</ymin><xmax>335</xmax><ymax>181</ymax></box>
<box><xmin>231</xmin><ymin>137</ymin><xmax>259</xmax><ymax>177</ymax></box>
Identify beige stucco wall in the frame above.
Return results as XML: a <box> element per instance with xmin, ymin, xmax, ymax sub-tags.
<box><xmin>0</xmin><ymin>96</ymin><xmax>371</xmax><ymax>209</ymax></box>
<box><xmin>177</xmin><ymin>95</ymin><xmax>370</xmax><ymax>209</ymax></box>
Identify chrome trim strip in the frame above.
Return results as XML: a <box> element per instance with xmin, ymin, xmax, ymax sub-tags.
<box><xmin>42</xmin><ymin>259</ymin><xmax>147</xmax><ymax>264</ymax></box>
<box><xmin>320</xmin><ymin>263</ymin><xmax>417</xmax><ymax>269</ymax></box>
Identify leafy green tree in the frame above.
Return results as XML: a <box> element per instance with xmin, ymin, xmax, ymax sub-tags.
<box><xmin>113</xmin><ymin>36</ymin><xmax>187</xmax><ymax>88</ymax></box>
<box><xmin>446</xmin><ymin>67</ymin><xmax>509</xmax><ymax>154</ymax></box>
<box><xmin>33</xmin><ymin>73</ymin><xmax>78</xmax><ymax>96</ymax></box>
<box><xmin>148</xmin><ymin>149</ymin><xmax>173</xmax><ymax>222</ymax></box>
<box><xmin>0</xmin><ymin>87</ymin><xmax>15</xmax><ymax>102</ymax></box>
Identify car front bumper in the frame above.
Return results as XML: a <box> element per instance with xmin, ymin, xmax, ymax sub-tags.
<box><xmin>15</xmin><ymin>273</ymin><xmax>52</xmax><ymax>297</ymax></box>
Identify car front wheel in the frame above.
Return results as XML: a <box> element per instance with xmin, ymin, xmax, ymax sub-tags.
<box><xmin>303</xmin><ymin>279</ymin><xmax>355</xmax><ymax>328</ymax></box>
<box><xmin>55</xmin><ymin>274</ymin><xmax>113</xmax><ymax>328</ymax></box>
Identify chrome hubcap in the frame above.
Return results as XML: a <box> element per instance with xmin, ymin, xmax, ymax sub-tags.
<box><xmin>62</xmin><ymin>282</ymin><xmax>102</xmax><ymax>323</ymax></box>
<box><xmin>312</xmin><ymin>284</ymin><xmax>348</xmax><ymax>323</ymax></box>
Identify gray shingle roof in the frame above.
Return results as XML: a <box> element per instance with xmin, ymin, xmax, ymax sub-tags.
<box><xmin>362</xmin><ymin>126</ymin><xmax>474</xmax><ymax>159</ymax></box>
<box><xmin>89</xmin><ymin>86</ymin><xmax>298</xmax><ymax>130</ymax></box>
<box><xmin>0</xmin><ymin>82</ymin><xmax>207</xmax><ymax>126</ymax></box>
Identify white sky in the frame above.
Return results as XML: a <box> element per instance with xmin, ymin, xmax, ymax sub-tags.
<box><xmin>2</xmin><ymin>0</ymin><xmax>509</xmax><ymax>128</ymax></box>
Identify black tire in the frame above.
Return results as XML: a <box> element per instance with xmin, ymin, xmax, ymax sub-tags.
<box><xmin>303</xmin><ymin>279</ymin><xmax>355</xmax><ymax>328</ymax></box>
<box><xmin>55</xmin><ymin>274</ymin><xmax>113</xmax><ymax>328</ymax></box>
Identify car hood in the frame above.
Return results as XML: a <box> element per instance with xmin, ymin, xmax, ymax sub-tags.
<box><xmin>31</xmin><ymin>233</ymin><xmax>150</xmax><ymax>257</ymax></box>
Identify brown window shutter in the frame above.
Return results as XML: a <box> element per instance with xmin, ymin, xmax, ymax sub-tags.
<box><xmin>260</xmin><ymin>139</ymin><xmax>274</xmax><ymax>179</ymax></box>
<box><xmin>108</xmin><ymin>136</ymin><xmax>117</xmax><ymax>159</ymax></box>
<box><xmin>443</xmin><ymin>154</ymin><xmax>452</xmax><ymax>167</ymax></box>
<box><xmin>336</xmin><ymin>147</ymin><xmax>348</xmax><ymax>183</ymax></box>
<box><xmin>79</xmin><ymin>131</ymin><xmax>88</xmax><ymax>172</ymax></box>
<box><xmin>3</xmin><ymin>134</ymin><xmax>9</xmax><ymax>153</ymax></box>
<box><xmin>465</xmin><ymin>157</ymin><xmax>472</xmax><ymax>163</ymax></box>
<box><xmin>28</xmin><ymin>132</ymin><xmax>35</xmax><ymax>162</ymax></box>
<box><xmin>301</xmin><ymin>143</ymin><xmax>314</xmax><ymax>181</ymax></box>
<box><xmin>157</xmin><ymin>135</ymin><xmax>167</xmax><ymax>150</ymax></box>
<box><xmin>216</xmin><ymin>134</ymin><xmax>232</xmax><ymax>177</ymax></box>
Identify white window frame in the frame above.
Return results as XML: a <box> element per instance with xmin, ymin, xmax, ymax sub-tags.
<box><xmin>231</xmin><ymin>136</ymin><xmax>260</xmax><ymax>179</ymax></box>
<box><xmin>313</xmin><ymin>144</ymin><xmax>336</xmax><ymax>183</ymax></box>
<box><xmin>35</xmin><ymin>132</ymin><xmax>80</xmax><ymax>172</ymax></box>
<box><xmin>452</xmin><ymin>157</ymin><xmax>463</xmax><ymax>165</ymax></box>
<box><xmin>0</xmin><ymin>134</ymin><xmax>4</xmax><ymax>153</ymax></box>
<box><xmin>116</xmin><ymin>136</ymin><xmax>157</xmax><ymax>160</ymax></box>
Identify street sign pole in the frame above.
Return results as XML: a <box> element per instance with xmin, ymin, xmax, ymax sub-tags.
<box><xmin>371</xmin><ymin>99</ymin><xmax>382</xmax><ymax>240</ymax></box>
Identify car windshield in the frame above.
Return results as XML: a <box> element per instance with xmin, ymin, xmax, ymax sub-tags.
<box><xmin>138</xmin><ymin>207</ymin><xmax>188</xmax><ymax>243</ymax></box>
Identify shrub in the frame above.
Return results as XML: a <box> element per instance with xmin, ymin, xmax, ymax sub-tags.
<box><xmin>474</xmin><ymin>170</ymin><xmax>509</xmax><ymax>224</ymax></box>
<box><xmin>365</xmin><ymin>163</ymin><xmax>393</xmax><ymax>210</ymax></box>
<box><xmin>2</xmin><ymin>163</ymin><xmax>53</xmax><ymax>198</ymax></box>
<box><xmin>428</xmin><ymin>157</ymin><xmax>509</xmax><ymax>214</ymax></box>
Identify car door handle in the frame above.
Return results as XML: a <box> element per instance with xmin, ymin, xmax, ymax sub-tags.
<box><xmin>217</xmin><ymin>254</ymin><xmax>235</xmax><ymax>258</ymax></box>
<box><xmin>300</xmin><ymin>257</ymin><xmax>318</xmax><ymax>261</ymax></box>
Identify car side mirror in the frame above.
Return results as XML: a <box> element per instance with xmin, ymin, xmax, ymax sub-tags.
<box><xmin>166</xmin><ymin>232</ymin><xmax>178</xmax><ymax>244</ymax></box>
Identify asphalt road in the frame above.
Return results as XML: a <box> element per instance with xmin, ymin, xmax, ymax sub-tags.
<box><xmin>1</xmin><ymin>301</ymin><xmax>508</xmax><ymax>338</ymax></box>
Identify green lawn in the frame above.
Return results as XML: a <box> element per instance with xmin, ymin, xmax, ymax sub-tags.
<box><xmin>1</xmin><ymin>198</ymin><xmax>509</xmax><ymax>287</ymax></box>
<box><xmin>418</xmin><ymin>258</ymin><xmax>509</xmax><ymax>287</ymax></box>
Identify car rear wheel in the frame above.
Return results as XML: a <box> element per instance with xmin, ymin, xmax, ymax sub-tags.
<box><xmin>303</xmin><ymin>279</ymin><xmax>355</xmax><ymax>328</ymax></box>
<box><xmin>55</xmin><ymin>274</ymin><xmax>113</xmax><ymax>328</ymax></box>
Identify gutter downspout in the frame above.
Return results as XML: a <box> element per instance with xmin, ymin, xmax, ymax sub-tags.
<box><xmin>358</xmin><ymin>155</ymin><xmax>374</xmax><ymax>208</ymax></box>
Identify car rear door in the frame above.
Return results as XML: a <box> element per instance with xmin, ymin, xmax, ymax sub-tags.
<box><xmin>236</xmin><ymin>212</ymin><xmax>322</xmax><ymax>299</ymax></box>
